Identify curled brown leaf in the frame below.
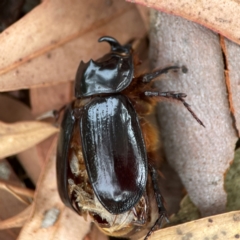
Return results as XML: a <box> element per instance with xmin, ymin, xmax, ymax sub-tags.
<box><xmin>130</xmin><ymin>0</ymin><xmax>240</xmax><ymax>46</ymax></box>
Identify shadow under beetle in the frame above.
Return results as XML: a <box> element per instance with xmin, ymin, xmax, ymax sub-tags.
<box><xmin>57</xmin><ymin>36</ymin><xmax>204</xmax><ymax>240</ymax></box>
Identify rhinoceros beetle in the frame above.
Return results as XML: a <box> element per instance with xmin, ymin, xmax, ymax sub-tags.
<box><xmin>57</xmin><ymin>36</ymin><xmax>204</xmax><ymax>240</ymax></box>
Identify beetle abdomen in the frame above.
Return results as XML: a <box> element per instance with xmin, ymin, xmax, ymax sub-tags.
<box><xmin>80</xmin><ymin>94</ymin><xmax>147</xmax><ymax>214</ymax></box>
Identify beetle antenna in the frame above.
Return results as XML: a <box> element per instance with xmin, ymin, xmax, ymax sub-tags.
<box><xmin>144</xmin><ymin>91</ymin><xmax>205</xmax><ymax>127</ymax></box>
<box><xmin>98</xmin><ymin>36</ymin><xmax>130</xmax><ymax>54</ymax></box>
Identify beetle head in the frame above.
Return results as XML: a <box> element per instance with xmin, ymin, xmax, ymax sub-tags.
<box><xmin>75</xmin><ymin>36</ymin><xmax>134</xmax><ymax>98</ymax></box>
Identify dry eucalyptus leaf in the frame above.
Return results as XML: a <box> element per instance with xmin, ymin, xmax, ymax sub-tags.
<box><xmin>149</xmin><ymin>11</ymin><xmax>238</xmax><ymax>216</ymax></box>
<box><xmin>18</xmin><ymin>137</ymin><xmax>91</xmax><ymax>240</ymax></box>
<box><xmin>0</xmin><ymin>0</ymin><xmax>147</xmax><ymax>91</ymax></box>
<box><xmin>0</xmin><ymin>160</ymin><xmax>31</xmax><ymax>239</ymax></box>
<box><xmin>135</xmin><ymin>4</ymin><xmax>149</xmax><ymax>32</ymax></box>
<box><xmin>30</xmin><ymin>82</ymin><xmax>73</xmax><ymax>117</ymax></box>
<box><xmin>0</xmin><ymin>228</ymin><xmax>19</xmax><ymax>240</ymax></box>
<box><xmin>130</xmin><ymin>0</ymin><xmax>240</xmax><ymax>46</ymax></box>
<box><xmin>0</xmin><ymin>179</ymin><xmax>34</xmax><ymax>199</ymax></box>
<box><xmin>0</xmin><ymin>121</ymin><xmax>58</xmax><ymax>159</ymax></box>
<box><xmin>17</xmin><ymin>134</ymin><xmax>58</xmax><ymax>184</ymax></box>
<box><xmin>0</xmin><ymin>206</ymin><xmax>32</xmax><ymax>230</ymax></box>
<box><xmin>0</xmin><ymin>95</ymin><xmax>43</xmax><ymax>183</ymax></box>
<box><xmin>140</xmin><ymin>210</ymin><xmax>240</xmax><ymax>240</ymax></box>
<box><xmin>17</xmin><ymin>146</ymin><xmax>43</xmax><ymax>184</ymax></box>
<box><xmin>0</xmin><ymin>95</ymin><xmax>33</xmax><ymax>123</ymax></box>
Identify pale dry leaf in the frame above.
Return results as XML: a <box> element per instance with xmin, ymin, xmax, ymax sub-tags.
<box><xmin>0</xmin><ymin>179</ymin><xmax>34</xmax><ymax>199</ymax></box>
<box><xmin>18</xmin><ymin>134</ymin><xmax>58</xmax><ymax>184</ymax></box>
<box><xmin>17</xmin><ymin>147</ymin><xmax>43</xmax><ymax>184</ymax></box>
<box><xmin>0</xmin><ymin>93</ymin><xmax>58</xmax><ymax>185</ymax></box>
<box><xmin>30</xmin><ymin>82</ymin><xmax>73</xmax><ymax>117</ymax></box>
<box><xmin>129</xmin><ymin>0</ymin><xmax>240</xmax><ymax>46</ymax></box>
<box><xmin>0</xmin><ymin>228</ymin><xmax>19</xmax><ymax>240</ymax></box>
<box><xmin>0</xmin><ymin>205</ymin><xmax>32</xmax><ymax>230</ymax></box>
<box><xmin>0</xmin><ymin>92</ymin><xmax>69</xmax><ymax>192</ymax></box>
<box><xmin>136</xmin><ymin>4</ymin><xmax>149</xmax><ymax>32</ymax></box>
<box><xmin>18</xmin><ymin>137</ymin><xmax>91</xmax><ymax>240</ymax></box>
<box><xmin>149</xmin><ymin>11</ymin><xmax>238</xmax><ymax>216</ymax></box>
<box><xmin>0</xmin><ymin>160</ymin><xmax>31</xmax><ymax>239</ymax></box>
<box><xmin>140</xmin><ymin>210</ymin><xmax>240</xmax><ymax>240</ymax></box>
<box><xmin>0</xmin><ymin>95</ymin><xmax>33</xmax><ymax>123</ymax></box>
<box><xmin>0</xmin><ymin>94</ymin><xmax>43</xmax><ymax>183</ymax></box>
<box><xmin>0</xmin><ymin>121</ymin><xmax>58</xmax><ymax>159</ymax></box>
<box><xmin>0</xmin><ymin>0</ymin><xmax>147</xmax><ymax>91</ymax></box>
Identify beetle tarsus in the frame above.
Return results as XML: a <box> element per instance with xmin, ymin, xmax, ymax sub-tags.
<box><xmin>181</xmin><ymin>100</ymin><xmax>205</xmax><ymax>127</ymax></box>
<box><xmin>144</xmin><ymin>91</ymin><xmax>205</xmax><ymax>127</ymax></box>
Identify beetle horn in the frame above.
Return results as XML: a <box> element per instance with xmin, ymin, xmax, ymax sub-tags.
<box><xmin>98</xmin><ymin>36</ymin><xmax>130</xmax><ymax>54</ymax></box>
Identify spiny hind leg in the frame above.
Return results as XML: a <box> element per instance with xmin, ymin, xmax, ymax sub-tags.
<box><xmin>144</xmin><ymin>164</ymin><xmax>168</xmax><ymax>240</ymax></box>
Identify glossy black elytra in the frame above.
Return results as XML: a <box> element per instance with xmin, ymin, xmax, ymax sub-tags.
<box><xmin>57</xmin><ymin>36</ymin><xmax>204</xmax><ymax>240</ymax></box>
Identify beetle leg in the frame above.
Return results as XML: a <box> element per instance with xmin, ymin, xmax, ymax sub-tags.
<box><xmin>144</xmin><ymin>164</ymin><xmax>168</xmax><ymax>240</ymax></box>
<box><xmin>53</xmin><ymin>105</ymin><xmax>67</xmax><ymax>122</ymax></box>
<box><xmin>144</xmin><ymin>91</ymin><xmax>205</xmax><ymax>127</ymax></box>
<box><xmin>141</xmin><ymin>66</ymin><xmax>187</xmax><ymax>83</ymax></box>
